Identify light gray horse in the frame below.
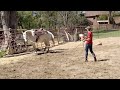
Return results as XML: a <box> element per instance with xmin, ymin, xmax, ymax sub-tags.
<box><xmin>22</xmin><ymin>29</ymin><xmax>55</xmax><ymax>53</ymax></box>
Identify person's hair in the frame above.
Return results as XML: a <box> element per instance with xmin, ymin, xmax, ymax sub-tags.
<box><xmin>85</xmin><ymin>26</ymin><xmax>92</xmax><ymax>31</ymax></box>
<box><xmin>88</xmin><ymin>28</ymin><xmax>91</xmax><ymax>31</ymax></box>
<box><xmin>88</xmin><ymin>27</ymin><xmax>93</xmax><ymax>31</ymax></box>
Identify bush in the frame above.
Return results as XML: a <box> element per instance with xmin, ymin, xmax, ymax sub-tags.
<box><xmin>0</xmin><ymin>50</ymin><xmax>6</xmax><ymax>58</ymax></box>
<box><xmin>113</xmin><ymin>13</ymin><xmax>120</xmax><ymax>17</ymax></box>
<box><xmin>98</xmin><ymin>14</ymin><xmax>108</xmax><ymax>20</ymax></box>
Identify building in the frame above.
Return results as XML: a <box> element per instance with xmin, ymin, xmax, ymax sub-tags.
<box><xmin>113</xmin><ymin>16</ymin><xmax>120</xmax><ymax>25</ymax></box>
<box><xmin>84</xmin><ymin>11</ymin><xmax>110</xmax><ymax>29</ymax></box>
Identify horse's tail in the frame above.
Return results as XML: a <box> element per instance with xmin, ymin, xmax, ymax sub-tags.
<box><xmin>51</xmin><ymin>33</ymin><xmax>55</xmax><ymax>46</ymax></box>
<box><xmin>51</xmin><ymin>36</ymin><xmax>55</xmax><ymax>46</ymax></box>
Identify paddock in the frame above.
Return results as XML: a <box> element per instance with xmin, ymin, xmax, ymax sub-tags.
<box><xmin>0</xmin><ymin>37</ymin><xmax>120</xmax><ymax>79</ymax></box>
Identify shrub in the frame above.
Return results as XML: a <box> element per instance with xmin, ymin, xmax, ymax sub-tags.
<box><xmin>0</xmin><ymin>50</ymin><xmax>6</xmax><ymax>58</ymax></box>
<box><xmin>98</xmin><ymin>14</ymin><xmax>108</xmax><ymax>20</ymax></box>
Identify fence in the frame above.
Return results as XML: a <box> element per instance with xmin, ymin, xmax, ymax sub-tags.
<box><xmin>0</xmin><ymin>28</ymin><xmax>75</xmax><ymax>55</ymax></box>
<box><xmin>98</xmin><ymin>24</ymin><xmax>120</xmax><ymax>30</ymax></box>
<box><xmin>0</xmin><ymin>27</ymin><xmax>89</xmax><ymax>55</ymax></box>
<box><xmin>0</xmin><ymin>29</ymin><xmax>28</xmax><ymax>55</ymax></box>
<box><xmin>53</xmin><ymin>26</ymin><xmax>88</xmax><ymax>42</ymax></box>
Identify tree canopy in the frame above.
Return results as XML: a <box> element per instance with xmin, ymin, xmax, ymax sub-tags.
<box><xmin>17</xmin><ymin>11</ymin><xmax>90</xmax><ymax>30</ymax></box>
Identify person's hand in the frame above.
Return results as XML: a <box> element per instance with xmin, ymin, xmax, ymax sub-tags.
<box><xmin>84</xmin><ymin>36</ymin><xmax>87</xmax><ymax>39</ymax></box>
<box><xmin>82</xmin><ymin>39</ymin><xmax>86</xmax><ymax>42</ymax></box>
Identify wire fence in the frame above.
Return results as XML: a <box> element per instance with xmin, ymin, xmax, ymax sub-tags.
<box><xmin>0</xmin><ymin>29</ymin><xmax>27</xmax><ymax>54</ymax></box>
<box><xmin>0</xmin><ymin>26</ymin><xmax>96</xmax><ymax>55</ymax></box>
<box><xmin>0</xmin><ymin>28</ymin><xmax>77</xmax><ymax>55</ymax></box>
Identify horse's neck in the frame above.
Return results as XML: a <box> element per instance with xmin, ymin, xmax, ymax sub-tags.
<box><xmin>28</xmin><ymin>30</ymin><xmax>35</xmax><ymax>36</ymax></box>
<box><xmin>26</xmin><ymin>30</ymin><xmax>36</xmax><ymax>42</ymax></box>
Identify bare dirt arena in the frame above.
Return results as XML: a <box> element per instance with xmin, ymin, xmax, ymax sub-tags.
<box><xmin>0</xmin><ymin>37</ymin><xmax>120</xmax><ymax>79</ymax></box>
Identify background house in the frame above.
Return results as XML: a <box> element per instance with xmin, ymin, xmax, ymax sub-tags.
<box><xmin>113</xmin><ymin>16</ymin><xmax>120</xmax><ymax>25</ymax></box>
<box><xmin>84</xmin><ymin>11</ymin><xmax>110</xmax><ymax>29</ymax></box>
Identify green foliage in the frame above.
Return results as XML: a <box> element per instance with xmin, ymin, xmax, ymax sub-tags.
<box><xmin>17</xmin><ymin>11</ymin><xmax>34</xmax><ymax>29</ymax></box>
<box><xmin>113</xmin><ymin>13</ymin><xmax>120</xmax><ymax>17</ymax></box>
<box><xmin>0</xmin><ymin>50</ymin><xmax>6</xmax><ymax>58</ymax></box>
<box><xmin>17</xmin><ymin>11</ymin><xmax>90</xmax><ymax>30</ymax></box>
<box><xmin>79</xmin><ymin>17</ymin><xmax>91</xmax><ymax>26</ymax></box>
<box><xmin>98</xmin><ymin>14</ymin><xmax>108</xmax><ymax>20</ymax></box>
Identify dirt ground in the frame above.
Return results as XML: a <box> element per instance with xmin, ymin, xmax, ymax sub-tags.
<box><xmin>0</xmin><ymin>37</ymin><xmax>120</xmax><ymax>79</ymax></box>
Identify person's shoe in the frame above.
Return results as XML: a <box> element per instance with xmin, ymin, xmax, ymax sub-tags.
<box><xmin>85</xmin><ymin>60</ymin><xmax>88</xmax><ymax>62</ymax></box>
<box><xmin>94</xmin><ymin>57</ymin><xmax>97</xmax><ymax>62</ymax></box>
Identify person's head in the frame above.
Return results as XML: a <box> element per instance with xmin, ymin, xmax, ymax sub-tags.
<box><xmin>85</xmin><ymin>26</ymin><xmax>92</xmax><ymax>31</ymax></box>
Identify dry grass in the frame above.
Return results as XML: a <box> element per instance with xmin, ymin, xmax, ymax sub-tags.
<box><xmin>0</xmin><ymin>37</ymin><xmax>120</xmax><ymax>79</ymax></box>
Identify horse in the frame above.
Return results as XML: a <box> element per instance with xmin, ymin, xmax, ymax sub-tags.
<box><xmin>22</xmin><ymin>28</ymin><xmax>55</xmax><ymax>53</ymax></box>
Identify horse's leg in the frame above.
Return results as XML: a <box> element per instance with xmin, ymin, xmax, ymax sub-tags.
<box><xmin>43</xmin><ymin>40</ymin><xmax>50</xmax><ymax>53</ymax></box>
<box><xmin>41</xmin><ymin>42</ymin><xmax>43</xmax><ymax>50</ymax></box>
<box><xmin>32</xmin><ymin>42</ymin><xmax>37</xmax><ymax>53</ymax></box>
<box><xmin>45</xmin><ymin>41</ymin><xmax>50</xmax><ymax>53</ymax></box>
<box><xmin>36</xmin><ymin>42</ymin><xmax>39</xmax><ymax>51</ymax></box>
<box><xmin>43</xmin><ymin>42</ymin><xmax>47</xmax><ymax>53</ymax></box>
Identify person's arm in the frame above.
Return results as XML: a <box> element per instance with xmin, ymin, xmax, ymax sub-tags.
<box><xmin>83</xmin><ymin>33</ymin><xmax>91</xmax><ymax>41</ymax></box>
<box><xmin>82</xmin><ymin>37</ymin><xmax>90</xmax><ymax>42</ymax></box>
<box><xmin>85</xmin><ymin>37</ymin><xmax>90</xmax><ymax>41</ymax></box>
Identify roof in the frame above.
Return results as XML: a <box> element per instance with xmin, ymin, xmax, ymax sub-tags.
<box><xmin>97</xmin><ymin>20</ymin><xmax>109</xmax><ymax>23</ymax></box>
<box><xmin>85</xmin><ymin>15</ymin><xmax>99</xmax><ymax>18</ymax></box>
<box><xmin>85</xmin><ymin>11</ymin><xmax>109</xmax><ymax>17</ymax></box>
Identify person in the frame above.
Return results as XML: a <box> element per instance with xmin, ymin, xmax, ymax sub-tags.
<box><xmin>84</xmin><ymin>26</ymin><xmax>97</xmax><ymax>62</ymax></box>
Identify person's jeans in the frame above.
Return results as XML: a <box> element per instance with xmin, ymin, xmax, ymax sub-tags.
<box><xmin>85</xmin><ymin>43</ymin><xmax>96</xmax><ymax>61</ymax></box>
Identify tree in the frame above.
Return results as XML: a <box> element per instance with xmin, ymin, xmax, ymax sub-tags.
<box><xmin>58</xmin><ymin>11</ymin><xmax>71</xmax><ymax>28</ymax></box>
<box><xmin>17</xmin><ymin>11</ymin><xmax>34</xmax><ymax>29</ymax></box>
<box><xmin>1</xmin><ymin>11</ymin><xmax>17</xmax><ymax>54</ymax></box>
<box><xmin>98</xmin><ymin>14</ymin><xmax>108</xmax><ymax>20</ymax></box>
<box><xmin>108</xmin><ymin>11</ymin><xmax>115</xmax><ymax>24</ymax></box>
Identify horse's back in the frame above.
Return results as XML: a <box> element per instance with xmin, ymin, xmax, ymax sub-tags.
<box><xmin>37</xmin><ymin>34</ymin><xmax>51</xmax><ymax>42</ymax></box>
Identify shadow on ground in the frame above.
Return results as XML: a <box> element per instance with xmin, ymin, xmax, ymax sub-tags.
<box><xmin>97</xmin><ymin>59</ymin><xmax>109</xmax><ymax>62</ymax></box>
<box><xmin>3</xmin><ymin>52</ymin><xmax>33</xmax><ymax>58</ymax></box>
<box><xmin>36</xmin><ymin>50</ymin><xmax>64</xmax><ymax>55</ymax></box>
<box><xmin>54</xmin><ymin>49</ymin><xmax>68</xmax><ymax>50</ymax></box>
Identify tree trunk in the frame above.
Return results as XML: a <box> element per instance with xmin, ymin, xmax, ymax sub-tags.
<box><xmin>109</xmin><ymin>11</ymin><xmax>115</xmax><ymax>24</ymax></box>
<box><xmin>1</xmin><ymin>11</ymin><xmax>10</xmax><ymax>51</ymax></box>
<box><xmin>74</xmin><ymin>28</ymin><xmax>78</xmax><ymax>41</ymax></box>
<box><xmin>64</xmin><ymin>30</ymin><xmax>69</xmax><ymax>42</ymax></box>
<box><xmin>68</xmin><ymin>33</ymin><xmax>73</xmax><ymax>42</ymax></box>
<box><xmin>1</xmin><ymin>11</ymin><xmax>17</xmax><ymax>55</ymax></box>
<box><xmin>9</xmin><ymin>11</ymin><xmax>17</xmax><ymax>54</ymax></box>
